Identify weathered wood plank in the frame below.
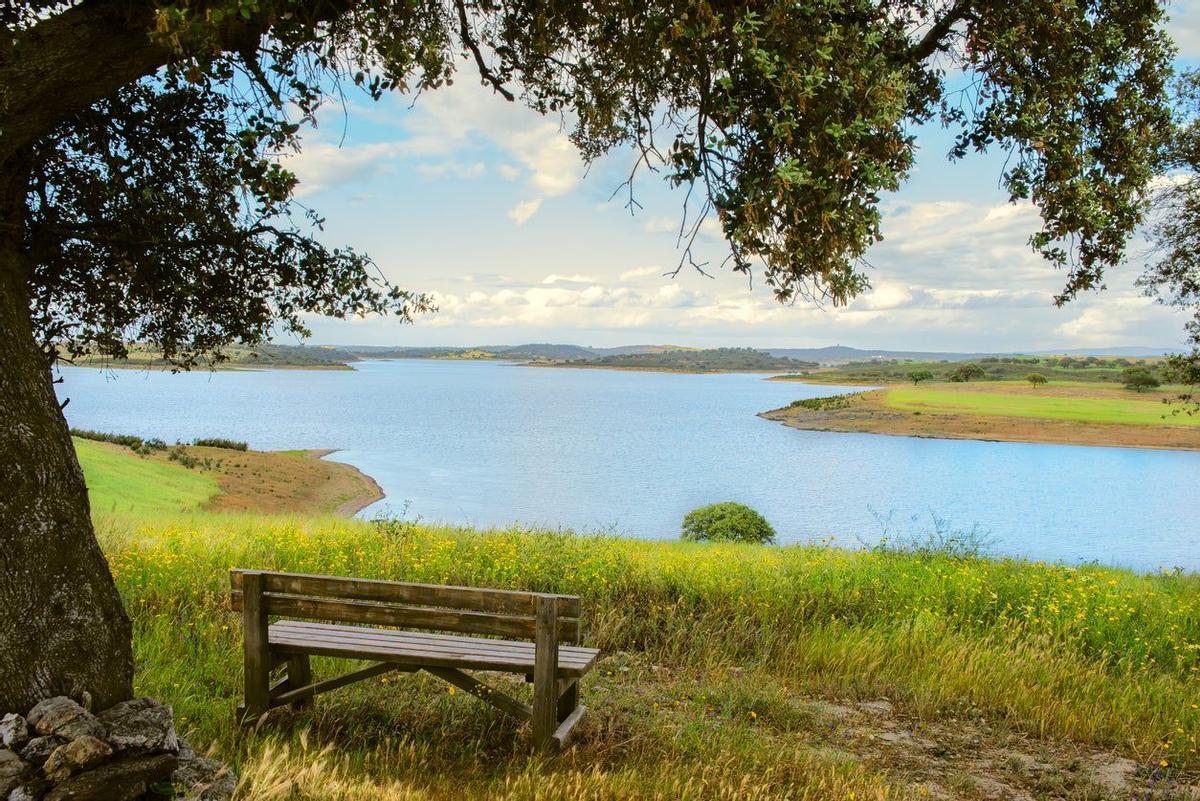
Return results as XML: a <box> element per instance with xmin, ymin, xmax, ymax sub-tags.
<box><xmin>423</xmin><ymin>666</ymin><xmax>532</xmax><ymax>721</ymax></box>
<box><xmin>557</xmin><ymin>678</ymin><xmax>578</xmax><ymax>724</ymax></box>
<box><xmin>271</xmin><ymin>661</ymin><xmax>414</xmax><ymax>706</ymax></box>
<box><xmin>551</xmin><ymin>704</ymin><xmax>587</xmax><ymax>751</ymax></box>
<box><xmin>269</xmin><ymin>636</ymin><xmax>596</xmax><ymax>679</ymax></box>
<box><xmin>230</xmin><ymin>569</ymin><xmax>580</xmax><ymax>617</ymax></box>
<box><xmin>286</xmin><ymin>654</ymin><xmax>312</xmax><ymax>710</ymax></box>
<box><xmin>531</xmin><ymin>596</ymin><xmax>559</xmax><ymax>752</ymax></box>
<box><xmin>268</xmin><ymin>622</ymin><xmax>597</xmax><ymax>669</ymax></box>
<box><xmin>230</xmin><ymin>592</ymin><xmax>580</xmax><ymax>641</ymax></box>
<box><xmin>241</xmin><ymin>571</ymin><xmax>270</xmax><ymax>724</ymax></box>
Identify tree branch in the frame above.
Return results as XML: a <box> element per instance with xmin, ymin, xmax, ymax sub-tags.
<box><xmin>909</xmin><ymin>0</ymin><xmax>974</xmax><ymax>62</ymax></box>
<box><xmin>454</xmin><ymin>0</ymin><xmax>515</xmax><ymax>102</ymax></box>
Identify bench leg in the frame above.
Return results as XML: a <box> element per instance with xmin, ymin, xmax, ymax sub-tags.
<box><xmin>557</xmin><ymin>679</ymin><xmax>578</xmax><ymax>724</ymax></box>
<box><xmin>531</xmin><ymin>597</ymin><xmax>559</xmax><ymax>753</ymax></box>
<box><xmin>286</xmin><ymin>654</ymin><xmax>313</xmax><ymax>710</ymax></box>
<box><xmin>241</xmin><ymin>572</ymin><xmax>270</xmax><ymax>725</ymax></box>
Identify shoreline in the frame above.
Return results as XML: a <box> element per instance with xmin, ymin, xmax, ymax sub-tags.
<box><xmin>67</xmin><ymin>360</ymin><xmax>355</xmax><ymax>372</ymax></box>
<box><xmin>523</xmin><ymin>362</ymin><xmax>790</xmax><ymax>375</ymax></box>
<box><xmin>760</xmin><ymin>389</ymin><xmax>1200</xmax><ymax>452</ymax></box>
<box><xmin>311</xmin><ymin>449</ymin><xmax>386</xmax><ymax>516</ymax></box>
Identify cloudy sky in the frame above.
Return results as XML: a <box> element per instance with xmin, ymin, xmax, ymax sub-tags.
<box><xmin>289</xmin><ymin>6</ymin><xmax>1200</xmax><ymax>352</ymax></box>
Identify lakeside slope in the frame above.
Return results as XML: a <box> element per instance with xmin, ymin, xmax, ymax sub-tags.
<box><xmin>76</xmin><ymin>437</ymin><xmax>382</xmax><ymax>516</ymax></box>
<box><xmin>761</xmin><ymin>383</ymin><xmax>1200</xmax><ymax>451</ymax></box>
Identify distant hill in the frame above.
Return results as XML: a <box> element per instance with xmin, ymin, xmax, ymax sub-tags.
<box><xmin>554</xmin><ymin>347</ymin><xmax>819</xmax><ymax>373</ymax></box>
<box><xmin>764</xmin><ymin>346</ymin><xmax>1002</xmax><ymax>365</ymax></box>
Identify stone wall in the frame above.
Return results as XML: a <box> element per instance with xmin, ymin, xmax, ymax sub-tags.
<box><xmin>0</xmin><ymin>696</ymin><xmax>233</xmax><ymax>801</ymax></box>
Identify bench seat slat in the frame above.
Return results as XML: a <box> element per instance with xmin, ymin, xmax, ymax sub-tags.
<box><xmin>275</xmin><ymin>621</ymin><xmax>590</xmax><ymax>661</ymax></box>
<box><xmin>273</xmin><ymin>623</ymin><xmax>596</xmax><ymax>668</ymax></box>
<box><xmin>269</xmin><ymin>621</ymin><xmax>600</xmax><ymax>678</ymax></box>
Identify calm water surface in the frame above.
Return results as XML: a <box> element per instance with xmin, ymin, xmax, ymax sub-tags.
<box><xmin>57</xmin><ymin>359</ymin><xmax>1199</xmax><ymax>572</ymax></box>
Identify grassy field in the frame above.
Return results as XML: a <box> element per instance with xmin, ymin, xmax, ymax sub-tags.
<box><xmin>884</xmin><ymin>384</ymin><xmax>1200</xmax><ymax>427</ymax></box>
<box><xmin>96</xmin><ymin>511</ymin><xmax>1200</xmax><ymax>799</ymax></box>
<box><xmin>76</xmin><ymin>437</ymin><xmax>220</xmax><ymax>514</ymax></box>
<box><xmin>763</xmin><ymin>382</ymin><xmax>1200</xmax><ymax>451</ymax></box>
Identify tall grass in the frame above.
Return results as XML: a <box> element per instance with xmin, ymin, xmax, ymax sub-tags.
<box><xmin>96</xmin><ymin>512</ymin><xmax>1200</xmax><ymax>798</ymax></box>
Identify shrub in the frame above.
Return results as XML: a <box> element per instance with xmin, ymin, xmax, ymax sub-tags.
<box><xmin>681</xmin><ymin>502</ymin><xmax>776</xmax><ymax>544</ymax></box>
<box><xmin>788</xmin><ymin>394</ymin><xmax>851</xmax><ymax>411</ymax></box>
<box><xmin>192</xmin><ymin>437</ymin><xmax>248</xmax><ymax>451</ymax></box>
<box><xmin>1122</xmin><ymin>367</ymin><xmax>1161</xmax><ymax>392</ymax></box>
<box><xmin>947</xmin><ymin>363</ymin><xmax>986</xmax><ymax>382</ymax></box>
<box><xmin>167</xmin><ymin>445</ymin><xmax>200</xmax><ymax>469</ymax></box>
<box><xmin>70</xmin><ymin>428</ymin><xmax>167</xmax><ymax>455</ymax></box>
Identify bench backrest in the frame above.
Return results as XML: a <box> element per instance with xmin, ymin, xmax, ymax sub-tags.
<box><xmin>230</xmin><ymin>569</ymin><xmax>581</xmax><ymax>643</ymax></box>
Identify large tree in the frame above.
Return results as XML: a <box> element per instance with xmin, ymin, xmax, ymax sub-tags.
<box><xmin>1143</xmin><ymin>67</ymin><xmax>1200</xmax><ymax>393</ymax></box>
<box><xmin>0</xmin><ymin>0</ymin><xmax>1174</xmax><ymax>711</ymax></box>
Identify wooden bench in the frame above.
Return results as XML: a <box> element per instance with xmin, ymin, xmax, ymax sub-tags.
<box><xmin>229</xmin><ymin>569</ymin><xmax>598</xmax><ymax>751</ymax></box>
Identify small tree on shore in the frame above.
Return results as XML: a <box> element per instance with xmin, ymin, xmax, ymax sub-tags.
<box><xmin>907</xmin><ymin>369</ymin><xmax>934</xmax><ymax>385</ymax></box>
<box><xmin>1123</xmin><ymin>368</ymin><xmax>1162</xmax><ymax>392</ymax></box>
<box><xmin>948</xmin><ymin>363</ymin><xmax>986</xmax><ymax>383</ymax></box>
<box><xmin>682</xmin><ymin>503</ymin><xmax>776</xmax><ymax>545</ymax></box>
<box><xmin>1025</xmin><ymin>373</ymin><xmax>1048</xmax><ymax>387</ymax></box>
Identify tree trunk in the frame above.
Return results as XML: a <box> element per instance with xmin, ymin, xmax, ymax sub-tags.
<box><xmin>0</xmin><ymin>158</ymin><xmax>132</xmax><ymax>713</ymax></box>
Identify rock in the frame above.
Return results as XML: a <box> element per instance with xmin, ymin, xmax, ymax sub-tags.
<box><xmin>97</xmin><ymin>698</ymin><xmax>178</xmax><ymax>755</ymax></box>
<box><xmin>42</xmin><ymin>753</ymin><xmax>177</xmax><ymax>801</ymax></box>
<box><xmin>0</xmin><ymin>716</ymin><xmax>29</xmax><ymax>751</ymax></box>
<box><xmin>42</xmin><ymin>736</ymin><xmax>112</xmax><ymax>783</ymax></box>
<box><xmin>18</xmin><ymin>738</ymin><xmax>65</xmax><ymax>767</ymax></box>
<box><xmin>172</xmin><ymin>743</ymin><xmax>235</xmax><ymax>801</ymax></box>
<box><xmin>7</xmin><ymin>777</ymin><xmax>50</xmax><ymax>800</ymax></box>
<box><xmin>25</xmin><ymin>699</ymin><xmax>103</xmax><ymax>742</ymax></box>
<box><xmin>0</xmin><ymin>749</ymin><xmax>31</xmax><ymax>796</ymax></box>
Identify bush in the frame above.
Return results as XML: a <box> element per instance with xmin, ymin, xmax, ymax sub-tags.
<box><xmin>192</xmin><ymin>437</ymin><xmax>248</xmax><ymax>451</ymax></box>
<box><xmin>167</xmin><ymin>445</ymin><xmax>200</xmax><ymax>469</ymax></box>
<box><xmin>70</xmin><ymin>428</ymin><xmax>166</xmax><ymax>454</ymax></box>
<box><xmin>681</xmin><ymin>502</ymin><xmax>776</xmax><ymax>544</ymax></box>
<box><xmin>1122</xmin><ymin>367</ymin><xmax>1161</xmax><ymax>392</ymax></box>
<box><xmin>947</xmin><ymin>363</ymin><xmax>986</xmax><ymax>382</ymax></box>
<box><xmin>788</xmin><ymin>394</ymin><xmax>851</xmax><ymax>411</ymax></box>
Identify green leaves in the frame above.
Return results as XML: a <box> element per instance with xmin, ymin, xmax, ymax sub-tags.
<box><xmin>15</xmin><ymin>0</ymin><xmax>1178</xmax><ymax>363</ymax></box>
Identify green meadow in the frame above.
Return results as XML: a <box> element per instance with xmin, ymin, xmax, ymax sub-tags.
<box><xmin>78</xmin><ymin>442</ymin><xmax>1200</xmax><ymax>799</ymax></box>
<box><xmin>884</xmin><ymin>385</ymin><xmax>1200</xmax><ymax>427</ymax></box>
<box><xmin>76</xmin><ymin>437</ymin><xmax>219</xmax><ymax>514</ymax></box>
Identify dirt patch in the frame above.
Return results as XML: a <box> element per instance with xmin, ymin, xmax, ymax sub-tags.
<box><xmin>761</xmin><ymin>390</ymin><xmax>1200</xmax><ymax>451</ymax></box>
<box><xmin>147</xmin><ymin>446</ymin><xmax>383</xmax><ymax>516</ymax></box>
<box><xmin>805</xmin><ymin>697</ymin><xmax>1198</xmax><ymax>800</ymax></box>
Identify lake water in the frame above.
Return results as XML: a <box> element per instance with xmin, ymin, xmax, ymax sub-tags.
<box><xmin>56</xmin><ymin>359</ymin><xmax>1199</xmax><ymax>572</ymax></box>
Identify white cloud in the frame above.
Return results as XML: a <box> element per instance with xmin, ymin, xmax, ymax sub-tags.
<box><xmin>1167</xmin><ymin>2</ymin><xmax>1200</xmax><ymax>59</ymax></box>
<box><xmin>497</xmin><ymin>164</ymin><xmax>521</xmax><ymax>181</ymax></box>
<box><xmin>414</xmin><ymin>161</ymin><xmax>487</xmax><ymax>180</ymax></box>
<box><xmin>284</xmin><ymin>141</ymin><xmax>404</xmax><ymax>197</ymax></box>
<box><xmin>542</xmin><ymin>274</ymin><xmax>597</xmax><ymax>285</ymax></box>
<box><xmin>619</xmin><ymin>265</ymin><xmax>665</xmax><ymax>282</ymax></box>
<box><xmin>507</xmin><ymin>199</ymin><xmax>542</xmax><ymax>225</ymax></box>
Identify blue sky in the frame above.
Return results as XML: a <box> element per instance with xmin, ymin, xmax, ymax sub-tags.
<box><xmin>288</xmin><ymin>6</ymin><xmax>1200</xmax><ymax>352</ymax></box>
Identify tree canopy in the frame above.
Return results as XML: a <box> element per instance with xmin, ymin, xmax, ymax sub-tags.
<box><xmin>1143</xmin><ymin>68</ymin><xmax>1200</xmax><ymax>389</ymax></box>
<box><xmin>28</xmin><ymin>75</ymin><xmax>430</xmax><ymax>367</ymax></box>
<box><xmin>3</xmin><ymin>0</ymin><xmax>1178</xmax><ymax>367</ymax></box>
